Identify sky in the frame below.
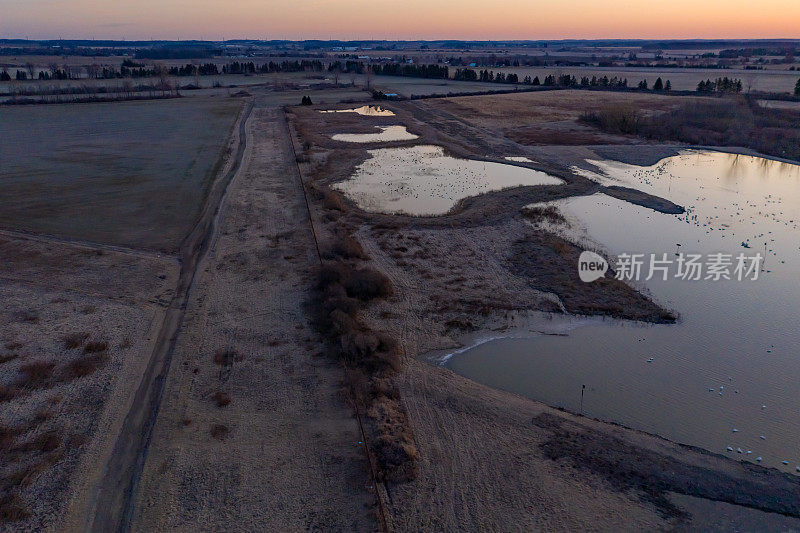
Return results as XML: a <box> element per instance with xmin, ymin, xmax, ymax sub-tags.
<box><xmin>2</xmin><ymin>0</ymin><xmax>800</xmax><ymax>41</ymax></box>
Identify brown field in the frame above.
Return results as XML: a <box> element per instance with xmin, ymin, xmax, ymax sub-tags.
<box><xmin>417</xmin><ymin>89</ymin><xmax>707</xmax><ymax>146</ymax></box>
<box><xmin>0</xmin><ymin>97</ymin><xmax>242</xmax><ymax>251</ymax></box>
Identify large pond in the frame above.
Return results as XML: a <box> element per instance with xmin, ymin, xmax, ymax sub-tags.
<box><xmin>334</xmin><ymin>145</ymin><xmax>563</xmax><ymax>215</ymax></box>
<box><xmin>443</xmin><ymin>150</ymin><xmax>800</xmax><ymax>474</ymax></box>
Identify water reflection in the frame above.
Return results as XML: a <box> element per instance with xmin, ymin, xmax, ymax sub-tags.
<box><xmin>321</xmin><ymin>105</ymin><xmax>395</xmax><ymax>116</ymax></box>
<box><xmin>334</xmin><ymin>145</ymin><xmax>563</xmax><ymax>216</ymax></box>
<box><xmin>445</xmin><ymin>150</ymin><xmax>800</xmax><ymax>474</ymax></box>
<box><xmin>331</xmin><ymin>125</ymin><xmax>419</xmax><ymax>143</ymax></box>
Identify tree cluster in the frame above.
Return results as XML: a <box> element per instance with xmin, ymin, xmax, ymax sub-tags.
<box><xmin>371</xmin><ymin>63</ymin><xmax>448</xmax><ymax>79</ymax></box>
<box><xmin>697</xmin><ymin>77</ymin><xmax>743</xmax><ymax>94</ymax></box>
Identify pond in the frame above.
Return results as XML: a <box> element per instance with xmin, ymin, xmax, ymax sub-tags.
<box><xmin>331</xmin><ymin>125</ymin><xmax>418</xmax><ymax>143</ymax></box>
<box><xmin>321</xmin><ymin>105</ymin><xmax>395</xmax><ymax>116</ymax></box>
<box><xmin>333</xmin><ymin>145</ymin><xmax>563</xmax><ymax>215</ymax></box>
<box><xmin>443</xmin><ymin>150</ymin><xmax>800</xmax><ymax>474</ymax></box>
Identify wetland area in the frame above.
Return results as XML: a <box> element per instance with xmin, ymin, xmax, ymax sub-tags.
<box><xmin>3</xmin><ymin>44</ymin><xmax>800</xmax><ymax>530</ymax></box>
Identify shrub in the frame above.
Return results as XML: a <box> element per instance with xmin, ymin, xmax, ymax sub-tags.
<box><xmin>0</xmin><ymin>386</ymin><xmax>18</xmax><ymax>402</ymax></box>
<box><xmin>0</xmin><ymin>493</ymin><xmax>29</xmax><ymax>523</ymax></box>
<box><xmin>368</xmin><ymin>395</ymin><xmax>419</xmax><ymax>481</ymax></box>
<box><xmin>34</xmin><ymin>409</ymin><xmax>54</xmax><ymax>422</ymax></box>
<box><xmin>65</xmin><ymin>352</ymin><xmax>109</xmax><ymax>379</ymax></box>
<box><xmin>83</xmin><ymin>341</ymin><xmax>109</xmax><ymax>353</ymax></box>
<box><xmin>17</xmin><ymin>361</ymin><xmax>55</xmax><ymax>389</ymax></box>
<box><xmin>210</xmin><ymin>424</ymin><xmax>229</xmax><ymax>440</ymax></box>
<box><xmin>11</xmin><ymin>429</ymin><xmax>61</xmax><ymax>454</ymax></box>
<box><xmin>15</xmin><ymin>311</ymin><xmax>39</xmax><ymax>324</ymax></box>
<box><xmin>322</xmin><ymin>283</ymin><xmax>361</xmax><ymax>317</ymax></box>
<box><xmin>213</xmin><ymin>348</ymin><xmax>241</xmax><ymax>366</ymax></box>
<box><xmin>321</xmin><ymin>189</ymin><xmax>347</xmax><ymax>212</ymax></box>
<box><xmin>63</xmin><ymin>332</ymin><xmax>90</xmax><ymax>350</ymax></box>
<box><xmin>345</xmin><ymin>268</ymin><xmax>393</xmax><ymax>301</ymax></box>
<box><xmin>580</xmin><ymin>105</ymin><xmax>642</xmax><ymax>135</ymax></box>
<box><xmin>581</xmin><ymin>98</ymin><xmax>800</xmax><ymax>161</ymax></box>
<box><xmin>212</xmin><ymin>390</ymin><xmax>231</xmax><ymax>407</ymax></box>
<box><xmin>324</xmin><ymin>234</ymin><xmax>368</xmax><ymax>260</ymax></box>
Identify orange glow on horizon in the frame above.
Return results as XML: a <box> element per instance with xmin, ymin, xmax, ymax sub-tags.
<box><xmin>2</xmin><ymin>0</ymin><xmax>800</xmax><ymax>40</ymax></box>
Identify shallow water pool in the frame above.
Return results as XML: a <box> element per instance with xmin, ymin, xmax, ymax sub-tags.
<box><xmin>334</xmin><ymin>145</ymin><xmax>563</xmax><ymax>215</ymax></box>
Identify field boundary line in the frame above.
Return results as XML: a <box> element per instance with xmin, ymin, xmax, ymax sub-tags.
<box><xmin>0</xmin><ymin>228</ymin><xmax>173</xmax><ymax>260</ymax></box>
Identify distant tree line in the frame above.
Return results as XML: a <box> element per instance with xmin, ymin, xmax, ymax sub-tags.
<box><xmin>223</xmin><ymin>59</ymin><xmax>324</xmax><ymax>75</ymax></box>
<box><xmin>169</xmin><ymin>63</ymin><xmax>221</xmax><ymax>76</ymax></box>
<box><xmin>696</xmin><ymin>77</ymin><xmax>743</xmax><ymax>94</ymax></box>
<box><xmin>0</xmin><ymin>58</ymin><xmax>329</xmax><ymax>83</ymax></box>
<box><xmin>371</xmin><ymin>63</ymin><xmax>449</xmax><ymax>79</ymax></box>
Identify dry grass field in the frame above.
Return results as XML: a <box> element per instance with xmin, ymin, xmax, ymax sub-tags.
<box><xmin>416</xmin><ymin>89</ymin><xmax>703</xmax><ymax>146</ymax></box>
<box><xmin>0</xmin><ymin>96</ymin><xmax>242</xmax><ymax>251</ymax></box>
<box><xmin>0</xmin><ymin>234</ymin><xmax>179</xmax><ymax>527</ymax></box>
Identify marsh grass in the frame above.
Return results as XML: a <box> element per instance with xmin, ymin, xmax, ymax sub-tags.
<box><xmin>521</xmin><ymin>205</ymin><xmax>566</xmax><ymax>224</ymax></box>
<box><xmin>312</xmin><ymin>230</ymin><xmax>418</xmax><ymax>480</ymax></box>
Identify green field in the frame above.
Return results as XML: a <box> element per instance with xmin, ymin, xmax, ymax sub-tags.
<box><xmin>0</xmin><ymin>96</ymin><xmax>242</xmax><ymax>251</ymax></box>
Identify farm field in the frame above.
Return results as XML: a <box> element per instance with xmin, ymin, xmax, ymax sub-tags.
<box><xmin>0</xmin><ymin>71</ymin><xmax>322</xmax><ymax>96</ymax></box>
<box><xmin>371</xmin><ymin>74</ymin><xmax>505</xmax><ymax>96</ymax></box>
<box><xmin>0</xmin><ymin>96</ymin><xmax>242</xmax><ymax>251</ymax></box>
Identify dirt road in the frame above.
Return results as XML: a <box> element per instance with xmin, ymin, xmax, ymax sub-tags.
<box><xmin>123</xmin><ymin>102</ymin><xmax>374</xmax><ymax>530</ymax></box>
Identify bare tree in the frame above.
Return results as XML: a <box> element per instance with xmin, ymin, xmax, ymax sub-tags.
<box><xmin>25</xmin><ymin>62</ymin><xmax>35</xmax><ymax>80</ymax></box>
<box><xmin>121</xmin><ymin>79</ymin><xmax>133</xmax><ymax>98</ymax></box>
<box><xmin>364</xmin><ymin>65</ymin><xmax>373</xmax><ymax>90</ymax></box>
<box><xmin>153</xmin><ymin>63</ymin><xmax>173</xmax><ymax>95</ymax></box>
<box><xmin>744</xmin><ymin>74</ymin><xmax>756</xmax><ymax>94</ymax></box>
